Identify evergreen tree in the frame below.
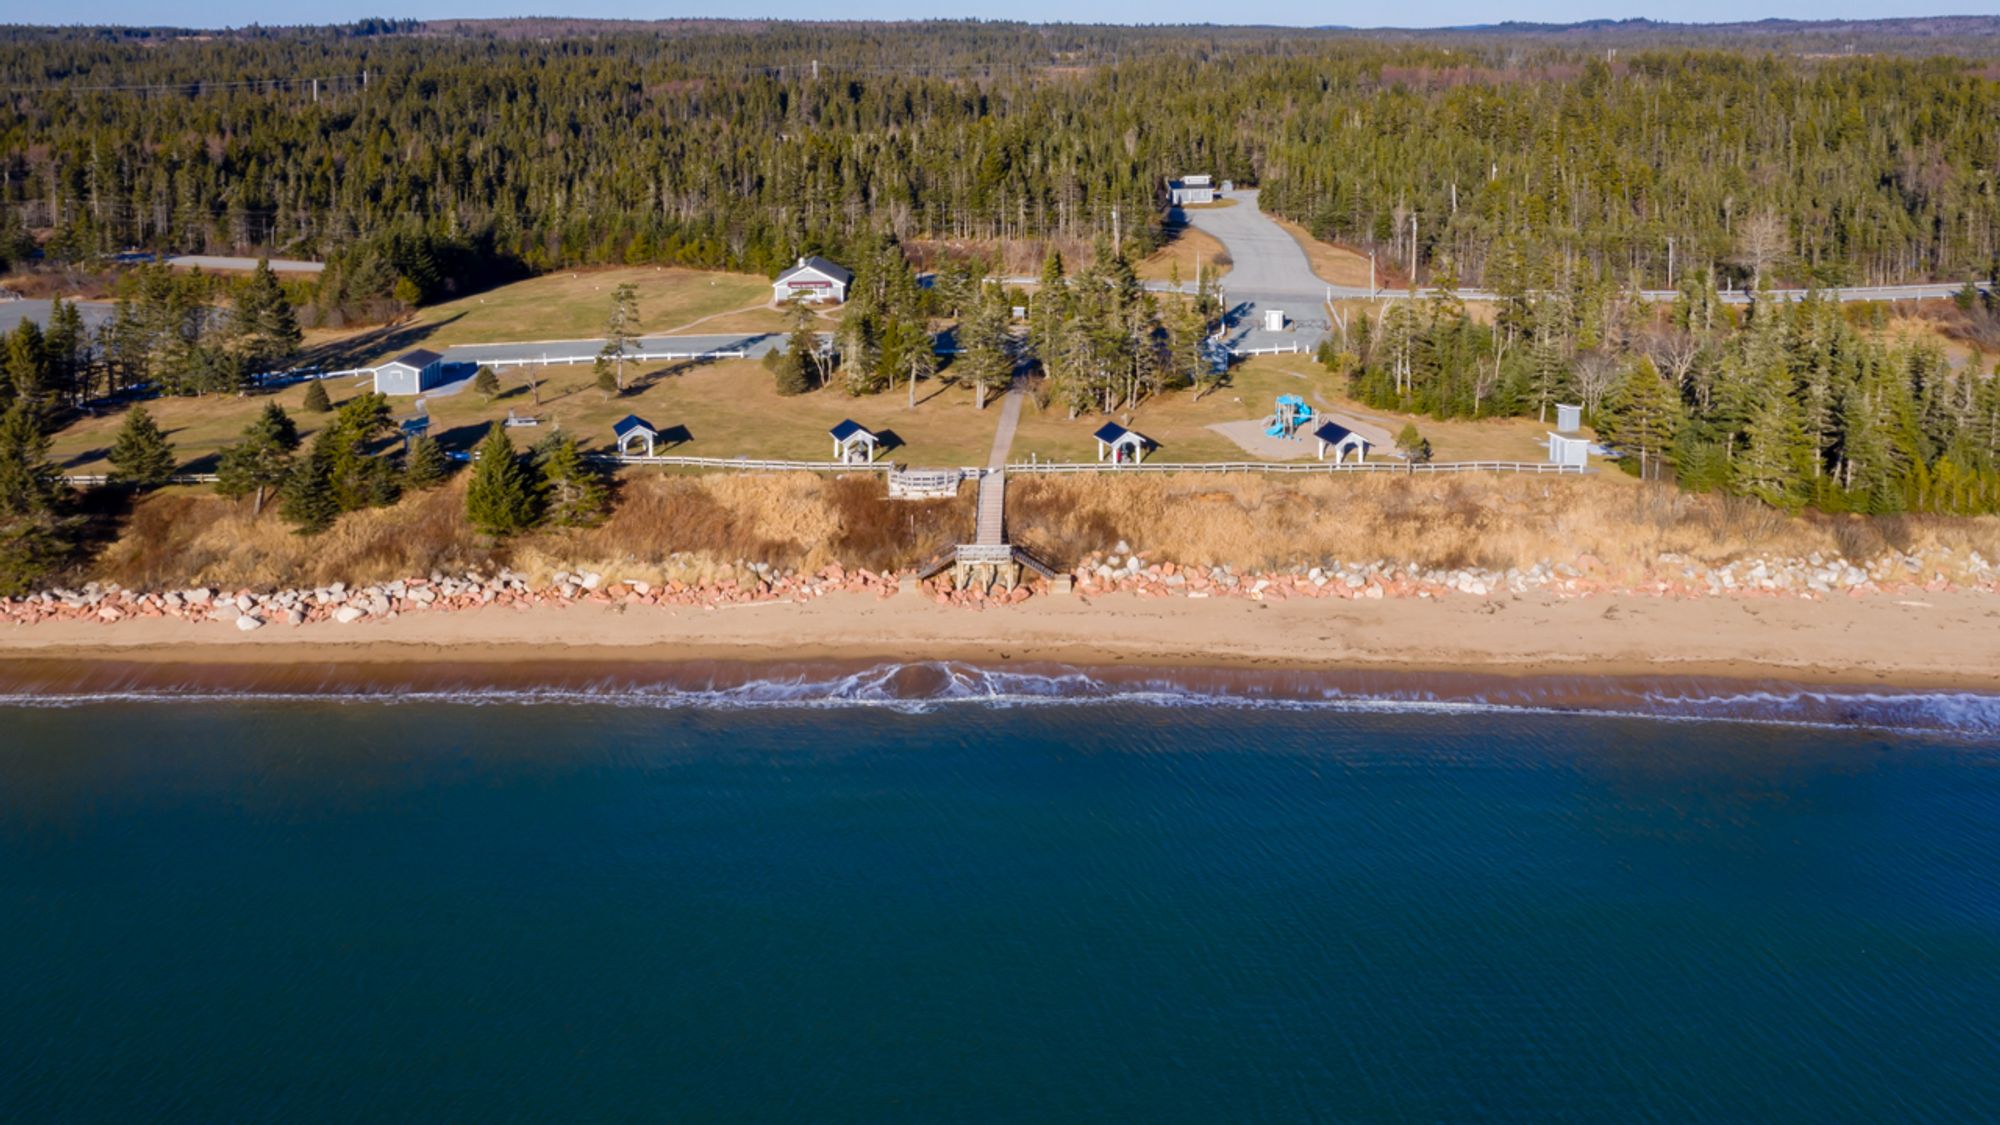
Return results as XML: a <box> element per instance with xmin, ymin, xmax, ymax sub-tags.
<box><xmin>279</xmin><ymin>440</ymin><xmax>340</xmax><ymax>535</ymax></box>
<box><xmin>598</xmin><ymin>282</ymin><xmax>640</xmax><ymax>390</ymax></box>
<box><xmin>1732</xmin><ymin>393</ymin><xmax>1811</xmax><ymax>510</ymax></box>
<box><xmin>106</xmin><ymin>405</ymin><xmax>177</xmax><ymax>488</ymax></box>
<box><xmin>301</xmin><ymin>378</ymin><xmax>333</xmax><ymax>413</ymax></box>
<box><xmin>402</xmin><ymin>433</ymin><xmax>450</xmax><ymax>490</ymax></box>
<box><xmin>956</xmin><ymin>285</ymin><xmax>1015</xmax><ymax>410</ymax></box>
<box><xmin>0</xmin><ymin>400</ymin><xmax>72</xmax><ymax>596</ymax></box>
<box><xmin>472</xmin><ymin>366</ymin><xmax>501</xmax><ymax>401</ymax></box>
<box><xmin>770</xmin><ymin>299</ymin><xmax>820</xmax><ymax>397</ymax></box>
<box><xmin>465</xmin><ymin>423</ymin><xmax>542</xmax><ymax>536</ymax></box>
<box><xmin>533</xmin><ymin>433</ymin><xmax>609</xmax><ymax>527</ymax></box>
<box><xmin>235</xmin><ymin>260</ymin><xmax>303</xmax><ymax>375</ymax></box>
<box><xmin>215</xmin><ymin>402</ymin><xmax>302</xmax><ymax>515</ymax></box>
<box><xmin>1599</xmin><ymin>357</ymin><xmax>1684</xmax><ymax>480</ymax></box>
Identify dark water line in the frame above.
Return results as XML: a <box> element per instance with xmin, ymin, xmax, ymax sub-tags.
<box><xmin>0</xmin><ymin>658</ymin><xmax>1996</xmax><ymax>740</ymax></box>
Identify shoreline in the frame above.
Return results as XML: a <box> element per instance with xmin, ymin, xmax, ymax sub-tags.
<box><xmin>3</xmin><ymin>587</ymin><xmax>1999</xmax><ymax>698</ymax></box>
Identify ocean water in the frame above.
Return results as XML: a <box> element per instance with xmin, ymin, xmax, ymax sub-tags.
<box><xmin>3</xmin><ymin>665</ymin><xmax>1999</xmax><ymax>1121</ymax></box>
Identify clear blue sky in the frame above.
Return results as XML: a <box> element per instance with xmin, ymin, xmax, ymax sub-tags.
<box><xmin>43</xmin><ymin>2</ymin><xmax>2000</xmax><ymax>30</ymax></box>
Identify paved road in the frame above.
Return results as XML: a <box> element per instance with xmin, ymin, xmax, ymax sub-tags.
<box><xmin>0</xmin><ymin>299</ymin><xmax>115</xmax><ymax>336</ymax></box>
<box><xmin>1185</xmin><ymin>190</ymin><xmax>1334</xmax><ymax>352</ymax></box>
<box><xmin>169</xmin><ymin>255</ymin><xmax>324</xmax><ymax>274</ymax></box>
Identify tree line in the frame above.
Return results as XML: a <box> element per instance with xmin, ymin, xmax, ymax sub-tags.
<box><xmin>8</xmin><ymin>24</ymin><xmax>1995</xmax><ymax>320</ymax></box>
<box><xmin>1330</xmin><ymin>272</ymin><xmax>2000</xmax><ymax>515</ymax></box>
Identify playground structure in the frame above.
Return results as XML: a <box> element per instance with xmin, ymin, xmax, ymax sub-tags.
<box><xmin>1265</xmin><ymin>394</ymin><xmax>1315</xmax><ymax>439</ymax></box>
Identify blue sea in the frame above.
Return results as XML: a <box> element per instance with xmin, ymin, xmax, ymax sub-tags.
<box><xmin>3</xmin><ymin>662</ymin><xmax>1998</xmax><ymax>1121</ymax></box>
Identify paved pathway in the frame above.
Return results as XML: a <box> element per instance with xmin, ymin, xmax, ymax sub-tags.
<box><xmin>985</xmin><ymin>373</ymin><xmax>1028</xmax><ymax>470</ymax></box>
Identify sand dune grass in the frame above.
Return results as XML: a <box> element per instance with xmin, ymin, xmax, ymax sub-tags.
<box><xmin>91</xmin><ymin>473</ymin><xmax>974</xmax><ymax>591</ymax></box>
<box><xmin>1009</xmin><ymin>474</ymin><xmax>2000</xmax><ymax>578</ymax></box>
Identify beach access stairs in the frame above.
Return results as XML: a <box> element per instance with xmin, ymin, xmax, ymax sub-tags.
<box><xmin>909</xmin><ymin>469</ymin><xmax>1062</xmax><ymax>590</ymax></box>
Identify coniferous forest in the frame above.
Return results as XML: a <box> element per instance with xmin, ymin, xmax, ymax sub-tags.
<box><xmin>0</xmin><ymin>16</ymin><xmax>1999</xmax><ymax>571</ymax></box>
<box><xmin>5</xmin><ymin>21</ymin><xmax>1999</xmax><ymax>298</ymax></box>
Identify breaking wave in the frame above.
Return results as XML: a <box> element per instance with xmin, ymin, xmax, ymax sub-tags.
<box><xmin>0</xmin><ymin>660</ymin><xmax>1996</xmax><ymax>738</ymax></box>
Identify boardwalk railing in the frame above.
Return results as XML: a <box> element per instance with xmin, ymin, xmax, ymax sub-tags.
<box><xmin>1006</xmin><ymin>459</ymin><xmax>1586</xmax><ymax>476</ymax></box>
<box><xmin>615</xmin><ymin>454</ymin><xmax>884</xmax><ymax>473</ymax></box>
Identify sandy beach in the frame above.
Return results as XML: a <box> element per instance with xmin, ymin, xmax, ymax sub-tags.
<box><xmin>2</xmin><ymin>587</ymin><xmax>1997</xmax><ymax>693</ymax></box>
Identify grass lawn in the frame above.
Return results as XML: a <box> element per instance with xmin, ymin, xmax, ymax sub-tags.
<box><xmin>49</xmin><ymin>351</ymin><xmax>1565</xmax><ymax>480</ymax></box>
<box><xmin>297</xmin><ymin>267</ymin><xmax>784</xmax><ymax>371</ymax></box>
<box><xmin>1006</xmin><ymin>354</ymin><xmax>1564</xmax><ymax>465</ymax></box>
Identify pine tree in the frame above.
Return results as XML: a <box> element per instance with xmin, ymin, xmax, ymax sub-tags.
<box><xmin>956</xmin><ymin>285</ymin><xmax>1015</xmax><ymax>410</ymax></box>
<box><xmin>215</xmin><ymin>402</ymin><xmax>302</xmax><ymax>515</ymax></box>
<box><xmin>771</xmin><ymin>299</ymin><xmax>819</xmax><ymax>396</ymax></box>
<box><xmin>235</xmin><ymin>259</ymin><xmax>302</xmax><ymax>375</ymax></box>
<box><xmin>533</xmin><ymin>433</ymin><xmax>609</xmax><ymax>527</ymax></box>
<box><xmin>1732</xmin><ymin>393</ymin><xmax>1810</xmax><ymax>510</ymax></box>
<box><xmin>595</xmin><ymin>358</ymin><xmax>621</xmax><ymax>399</ymax></box>
<box><xmin>465</xmin><ymin>423</ymin><xmax>542</xmax><ymax>536</ymax></box>
<box><xmin>1599</xmin><ymin>356</ymin><xmax>1684</xmax><ymax>480</ymax></box>
<box><xmin>598</xmin><ymin>282</ymin><xmax>640</xmax><ymax>390</ymax></box>
<box><xmin>301</xmin><ymin>378</ymin><xmax>333</xmax><ymax>413</ymax></box>
<box><xmin>402</xmin><ymin>433</ymin><xmax>450</xmax><ymax>490</ymax></box>
<box><xmin>279</xmin><ymin>441</ymin><xmax>340</xmax><ymax>535</ymax></box>
<box><xmin>0</xmin><ymin>405</ymin><xmax>75</xmax><ymax>594</ymax></box>
<box><xmin>472</xmin><ymin>366</ymin><xmax>500</xmax><ymax>401</ymax></box>
<box><xmin>106</xmin><ymin>405</ymin><xmax>177</xmax><ymax>488</ymax></box>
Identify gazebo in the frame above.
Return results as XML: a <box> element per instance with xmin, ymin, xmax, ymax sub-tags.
<box><xmin>830</xmin><ymin>419</ymin><xmax>881</xmax><ymax>464</ymax></box>
<box><xmin>1314</xmin><ymin>421</ymin><xmax>1371</xmax><ymax>464</ymax></box>
<box><xmin>1094</xmin><ymin>422</ymin><xmax>1151</xmax><ymax>464</ymax></box>
<box><xmin>613</xmin><ymin>414</ymin><xmax>660</xmax><ymax>457</ymax></box>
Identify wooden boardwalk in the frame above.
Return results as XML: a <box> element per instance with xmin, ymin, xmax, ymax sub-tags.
<box><xmin>974</xmin><ymin>470</ymin><xmax>1006</xmax><ymax>545</ymax></box>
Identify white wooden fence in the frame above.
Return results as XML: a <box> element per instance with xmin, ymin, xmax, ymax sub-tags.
<box><xmin>63</xmin><ymin>472</ymin><xmax>220</xmax><ymax>486</ymax></box>
<box><xmin>613</xmin><ymin>454</ymin><xmax>886</xmax><ymax>473</ymax></box>
<box><xmin>1226</xmin><ymin>343</ymin><xmax>1304</xmax><ymax>357</ymax></box>
<box><xmin>469</xmin><ymin>348</ymin><xmax>749</xmax><ymax>372</ymax></box>
<box><xmin>1006</xmin><ymin>459</ymin><xmax>1586</xmax><ymax>476</ymax></box>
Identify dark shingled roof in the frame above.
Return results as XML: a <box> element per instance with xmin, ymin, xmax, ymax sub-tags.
<box><xmin>1094</xmin><ymin>422</ymin><xmax>1146</xmax><ymax>444</ymax></box>
<box><xmin>778</xmin><ymin>255</ymin><xmax>854</xmax><ymax>286</ymax></box>
<box><xmin>1314</xmin><ymin>421</ymin><xmax>1367</xmax><ymax>445</ymax></box>
<box><xmin>612</xmin><ymin>414</ymin><xmax>656</xmax><ymax>438</ymax></box>
<box><xmin>385</xmin><ymin>347</ymin><xmax>442</xmax><ymax>369</ymax></box>
<box><xmin>829</xmin><ymin>419</ymin><xmax>877</xmax><ymax>442</ymax></box>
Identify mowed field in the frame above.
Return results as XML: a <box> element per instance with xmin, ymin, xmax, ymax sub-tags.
<box><xmin>1008</xmin><ymin>354</ymin><xmax>1562</xmax><ymax>465</ymax></box>
<box><xmin>52</xmin><ymin>351</ymin><xmax>1568</xmax><ymax>478</ymax></box>
<box><xmin>369</xmin><ymin>267</ymin><xmax>782</xmax><ymax>353</ymax></box>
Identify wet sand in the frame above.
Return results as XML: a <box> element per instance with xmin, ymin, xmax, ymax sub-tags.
<box><xmin>1</xmin><ymin>587</ymin><xmax>1997</xmax><ymax>695</ymax></box>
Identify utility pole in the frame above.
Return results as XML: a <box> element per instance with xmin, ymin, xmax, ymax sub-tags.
<box><xmin>1409</xmin><ymin>215</ymin><xmax>1418</xmax><ymax>282</ymax></box>
<box><xmin>312</xmin><ymin>78</ymin><xmax>319</xmax><ymax>104</ymax></box>
<box><xmin>1369</xmin><ymin>251</ymin><xmax>1376</xmax><ymax>298</ymax></box>
<box><xmin>1667</xmin><ymin>236</ymin><xmax>1676</xmax><ymax>289</ymax></box>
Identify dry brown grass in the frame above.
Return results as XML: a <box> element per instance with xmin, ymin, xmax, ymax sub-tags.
<box><xmin>95</xmin><ymin>483</ymin><xmax>491</xmax><ymax>591</ymax></box>
<box><xmin>1009</xmin><ymin>474</ymin><xmax>2000</xmax><ymax>577</ymax></box>
<box><xmin>92</xmin><ymin>472</ymin><xmax>975</xmax><ymax>591</ymax></box>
